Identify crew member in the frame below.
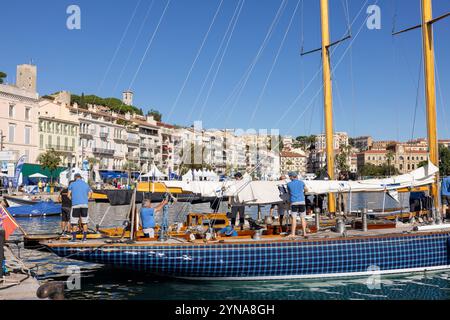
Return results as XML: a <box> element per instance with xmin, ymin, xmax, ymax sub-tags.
<box><xmin>441</xmin><ymin>176</ymin><xmax>450</xmax><ymax>219</ymax></box>
<box><xmin>228</xmin><ymin>172</ymin><xmax>246</xmax><ymax>231</ymax></box>
<box><xmin>287</xmin><ymin>172</ymin><xmax>308</xmax><ymax>237</ymax></box>
<box><xmin>58</xmin><ymin>181</ymin><xmax>74</xmax><ymax>235</ymax></box>
<box><xmin>140</xmin><ymin>198</ymin><xmax>168</xmax><ymax>238</ymax></box>
<box><xmin>68</xmin><ymin>173</ymin><xmax>92</xmax><ymax>242</ymax></box>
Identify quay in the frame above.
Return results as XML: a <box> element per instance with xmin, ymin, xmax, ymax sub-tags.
<box><xmin>1</xmin><ymin>233</ymin><xmax>41</xmax><ymax>300</ymax></box>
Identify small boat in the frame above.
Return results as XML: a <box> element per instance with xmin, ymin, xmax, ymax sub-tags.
<box><xmin>3</xmin><ymin>195</ymin><xmax>41</xmax><ymax>207</ymax></box>
<box><xmin>7</xmin><ymin>200</ymin><xmax>62</xmax><ymax>218</ymax></box>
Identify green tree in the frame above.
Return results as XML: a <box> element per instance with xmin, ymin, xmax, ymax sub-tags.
<box><xmin>147</xmin><ymin>109</ymin><xmax>162</xmax><ymax>122</ymax></box>
<box><xmin>0</xmin><ymin>72</ymin><xmax>7</xmax><ymax>84</ymax></box>
<box><xmin>336</xmin><ymin>144</ymin><xmax>352</xmax><ymax>174</ymax></box>
<box><xmin>386</xmin><ymin>151</ymin><xmax>395</xmax><ymax>176</ymax></box>
<box><xmin>439</xmin><ymin>145</ymin><xmax>450</xmax><ymax>176</ymax></box>
<box><xmin>123</xmin><ymin>161</ymin><xmax>140</xmax><ymax>184</ymax></box>
<box><xmin>37</xmin><ymin>149</ymin><xmax>62</xmax><ymax>182</ymax></box>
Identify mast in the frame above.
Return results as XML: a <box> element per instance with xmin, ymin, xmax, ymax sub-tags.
<box><xmin>320</xmin><ymin>0</ymin><xmax>336</xmax><ymax>214</ymax></box>
<box><xmin>421</xmin><ymin>0</ymin><xmax>440</xmax><ymax>215</ymax></box>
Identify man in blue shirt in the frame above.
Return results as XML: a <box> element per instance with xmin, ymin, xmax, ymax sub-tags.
<box><xmin>68</xmin><ymin>174</ymin><xmax>92</xmax><ymax>242</ymax></box>
<box><xmin>140</xmin><ymin>198</ymin><xmax>168</xmax><ymax>238</ymax></box>
<box><xmin>441</xmin><ymin>176</ymin><xmax>450</xmax><ymax>218</ymax></box>
<box><xmin>218</xmin><ymin>224</ymin><xmax>238</xmax><ymax>237</ymax></box>
<box><xmin>287</xmin><ymin>172</ymin><xmax>308</xmax><ymax>238</ymax></box>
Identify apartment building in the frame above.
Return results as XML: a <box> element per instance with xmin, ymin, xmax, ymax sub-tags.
<box><xmin>280</xmin><ymin>151</ymin><xmax>307</xmax><ymax>176</ymax></box>
<box><xmin>38</xmin><ymin>92</ymin><xmax>79</xmax><ymax>167</ymax></box>
<box><xmin>0</xmin><ymin>64</ymin><xmax>39</xmax><ymax>164</ymax></box>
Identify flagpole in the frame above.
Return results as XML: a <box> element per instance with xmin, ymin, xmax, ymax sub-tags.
<box><xmin>1</xmin><ymin>205</ymin><xmax>28</xmax><ymax>236</ymax></box>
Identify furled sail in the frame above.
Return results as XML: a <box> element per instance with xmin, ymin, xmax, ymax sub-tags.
<box><xmin>161</xmin><ymin>162</ymin><xmax>438</xmax><ymax>205</ymax></box>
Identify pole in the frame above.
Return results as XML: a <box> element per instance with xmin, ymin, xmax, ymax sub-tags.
<box><xmin>421</xmin><ymin>0</ymin><xmax>440</xmax><ymax>218</ymax></box>
<box><xmin>320</xmin><ymin>0</ymin><xmax>336</xmax><ymax>214</ymax></box>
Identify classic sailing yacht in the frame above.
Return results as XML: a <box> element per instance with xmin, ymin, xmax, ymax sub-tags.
<box><xmin>25</xmin><ymin>0</ymin><xmax>450</xmax><ymax>280</ymax></box>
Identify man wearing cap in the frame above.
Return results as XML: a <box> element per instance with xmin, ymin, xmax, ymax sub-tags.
<box><xmin>68</xmin><ymin>173</ymin><xmax>92</xmax><ymax>242</ymax></box>
<box><xmin>228</xmin><ymin>172</ymin><xmax>246</xmax><ymax>231</ymax></box>
<box><xmin>287</xmin><ymin>172</ymin><xmax>308</xmax><ymax>237</ymax></box>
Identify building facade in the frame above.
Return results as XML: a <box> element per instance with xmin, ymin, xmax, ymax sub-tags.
<box><xmin>0</xmin><ymin>64</ymin><xmax>39</xmax><ymax>164</ymax></box>
<box><xmin>38</xmin><ymin>92</ymin><xmax>79</xmax><ymax>167</ymax></box>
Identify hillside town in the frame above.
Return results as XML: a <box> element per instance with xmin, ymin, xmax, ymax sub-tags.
<box><xmin>1</xmin><ymin>63</ymin><xmax>449</xmax><ymax>183</ymax></box>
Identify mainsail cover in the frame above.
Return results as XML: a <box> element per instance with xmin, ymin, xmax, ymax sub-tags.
<box><xmin>161</xmin><ymin>162</ymin><xmax>439</xmax><ymax>205</ymax></box>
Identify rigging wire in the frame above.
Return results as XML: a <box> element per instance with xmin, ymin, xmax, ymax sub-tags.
<box><xmin>197</xmin><ymin>0</ymin><xmax>246</xmax><ymax>120</ymax></box>
<box><xmin>187</xmin><ymin>0</ymin><xmax>244</xmax><ymax>123</ymax></box>
<box><xmin>111</xmin><ymin>0</ymin><xmax>155</xmax><ymax>100</ymax></box>
<box><xmin>166</xmin><ymin>0</ymin><xmax>225</xmax><ymax>123</ymax></box>
<box><xmin>214</xmin><ymin>0</ymin><xmax>288</xmax><ymax>126</ymax></box>
<box><xmin>222</xmin><ymin>0</ymin><xmax>289</xmax><ymax>126</ymax></box>
<box><xmin>435</xmin><ymin>56</ymin><xmax>450</xmax><ymax>138</ymax></box>
<box><xmin>128</xmin><ymin>0</ymin><xmax>172</xmax><ymax>91</ymax></box>
<box><xmin>273</xmin><ymin>0</ymin><xmax>370</xmax><ymax>129</ymax></box>
<box><xmin>249</xmin><ymin>0</ymin><xmax>302</xmax><ymax>124</ymax></box>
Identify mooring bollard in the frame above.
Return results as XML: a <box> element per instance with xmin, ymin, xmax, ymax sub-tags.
<box><xmin>362</xmin><ymin>208</ymin><xmax>368</xmax><ymax>232</ymax></box>
<box><xmin>314</xmin><ymin>208</ymin><xmax>321</xmax><ymax>232</ymax></box>
<box><xmin>0</xmin><ymin>230</ymin><xmax>5</xmax><ymax>277</ymax></box>
<box><xmin>335</xmin><ymin>218</ymin><xmax>345</xmax><ymax>234</ymax></box>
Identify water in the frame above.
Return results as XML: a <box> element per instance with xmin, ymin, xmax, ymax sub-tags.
<box><xmin>8</xmin><ymin>193</ymin><xmax>450</xmax><ymax>300</ymax></box>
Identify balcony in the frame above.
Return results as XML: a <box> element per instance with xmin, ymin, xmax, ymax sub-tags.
<box><xmin>127</xmin><ymin>138</ymin><xmax>140</xmax><ymax>145</ymax></box>
<box><xmin>93</xmin><ymin>148</ymin><xmax>114</xmax><ymax>156</ymax></box>
<box><xmin>46</xmin><ymin>145</ymin><xmax>75</xmax><ymax>153</ymax></box>
<box><xmin>80</xmin><ymin>129</ymin><xmax>95</xmax><ymax>137</ymax></box>
<box><xmin>100</xmin><ymin>132</ymin><xmax>109</xmax><ymax>139</ymax></box>
<box><xmin>127</xmin><ymin>153</ymin><xmax>139</xmax><ymax>161</ymax></box>
<box><xmin>113</xmin><ymin>135</ymin><xmax>127</xmax><ymax>142</ymax></box>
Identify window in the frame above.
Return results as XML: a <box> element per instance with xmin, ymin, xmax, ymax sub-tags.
<box><xmin>57</xmin><ymin>137</ymin><xmax>61</xmax><ymax>148</ymax></box>
<box><xmin>8</xmin><ymin>124</ymin><xmax>15</xmax><ymax>142</ymax></box>
<box><xmin>48</xmin><ymin>135</ymin><xmax>52</xmax><ymax>147</ymax></box>
<box><xmin>25</xmin><ymin>107</ymin><xmax>31</xmax><ymax>121</ymax></box>
<box><xmin>9</xmin><ymin>105</ymin><xmax>15</xmax><ymax>118</ymax></box>
<box><xmin>40</xmin><ymin>135</ymin><xmax>44</xmax><ymax>149</ymax></box>
<box><xmin>24</xmin><ymin>126</ymin><xmax>31</xmax><ymax>145</ymax></box>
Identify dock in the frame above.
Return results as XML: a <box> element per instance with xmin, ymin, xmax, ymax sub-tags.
<box><xmin>1</xmin><ymin>245</ymin><xmax>41</xmax><ymax>300</ymax></box>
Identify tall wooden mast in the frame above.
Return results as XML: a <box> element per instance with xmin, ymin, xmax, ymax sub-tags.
<box><xmin>393</xmin><ymin>0</ymin><xmax>449</xmax><ymax>216</ymax></box>
<box><xmin>320</xmin><ymin>0</ymin><xmax>336</xmax><ymax>213</ymax></box>
<box><xmin>421</xmin><ymin>0</ymin><xmax>440</xmax><ymax>213</ymax></box>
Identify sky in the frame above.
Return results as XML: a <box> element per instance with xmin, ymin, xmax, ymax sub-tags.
<box><xmin>0</xmin><ymin>0</ymin><xmax>449</xmax><ymax>141</ymax></box>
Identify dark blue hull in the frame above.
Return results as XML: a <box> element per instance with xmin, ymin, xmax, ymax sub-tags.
<box><xmin>49</xmin><ymin>232</ymin><xmax>450</xmax><ymax>280</ymax></box>
<box><xmin>8</xmin><ymin>201</ymin><xmax>61</xmax><ymax>217</ymax></box>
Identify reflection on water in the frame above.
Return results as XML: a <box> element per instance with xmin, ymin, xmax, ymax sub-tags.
<box><xmin>10</xmin><ymin>192</ymin><xmax>450</xmax><ymax>300</ymax></box>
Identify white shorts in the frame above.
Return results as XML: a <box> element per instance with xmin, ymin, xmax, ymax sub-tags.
<box><xmin>143</xmin><ymin>228</ymin><xmax>155</xmax><ymax>238</ymax></box>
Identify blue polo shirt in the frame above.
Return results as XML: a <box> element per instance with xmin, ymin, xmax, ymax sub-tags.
<box><xmin>219</xmin><ymin>226</ymin><xmax>238</xmax><ymax>237</ymax></box>
<box><xmin>287</xmin><ymin>179</ymin><xmax>306</xmax><ymax>204</ymax></box>
<box><xmin>442</xmin><ymin>177</ymin><xmax>450</xmax><ymax>197</ymax></box>
<box><xmin>68</xmin><ymin>179</ymin><xmax>92</xmax><ymax>206</ymax></box>
<box><xmin>140</xmin><ymin>207</ymin><xmax>156</xmax><ymax>229</ymax></box>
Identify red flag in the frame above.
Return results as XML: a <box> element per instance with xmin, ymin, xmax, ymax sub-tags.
<box><xmin>0</xmin><ymin>205</ymin><xmax>19</xmax><ymax>240</ymax></box>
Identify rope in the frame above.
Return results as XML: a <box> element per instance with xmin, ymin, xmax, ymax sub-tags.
<box><xmin>128</xmin><ymin>0</ymin><xmax>172</xmax><ymax>90</ymax></box>
<box><xmin>249</xmin><ymin>0</ymin><xmax>302</xmax><ymax>125</ymax></box>
<box><xmin>187</xmin><ymin>0</ymin><xmax>244</xmax><ymax>123</ymax></box>
<box><xmin>198</xmin><ymin>0</ymin><xmax>246</xmax><ymax>120</ymax></box>
<box><xmin>166</xmin><ymin>0</ymin><xmax>225</xmax><ymax>122</ymax></box>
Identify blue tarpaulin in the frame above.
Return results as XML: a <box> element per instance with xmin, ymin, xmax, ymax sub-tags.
<box><xmin>99</xmin><ymin>171</ymin><xmax>129</xmax><ymax>179</ymax></box>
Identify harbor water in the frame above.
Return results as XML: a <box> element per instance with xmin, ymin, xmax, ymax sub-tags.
<box><xmin>8</xmin><ymin>192</ymin><xmax>450</xmax><ymax>300</ymax></box>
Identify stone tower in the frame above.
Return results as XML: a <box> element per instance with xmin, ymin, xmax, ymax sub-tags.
<box><xmin>122</xmin><ymin>90</ymin><xmax>133</xmax><ymax>106</ymax></box>
<box><xmin>16</xmin><ymin>64</ymin><xmax>37</xmax><ymax>93</ymax></box>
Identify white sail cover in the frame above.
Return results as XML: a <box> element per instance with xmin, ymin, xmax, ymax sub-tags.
<box><xmin>141</xmin><ymin>164</ymin><xmax>167</xmax><ymax>178</ymax></box>
<box><xmin>161</xmin><ymin>162</ymin><xmax>439</xmax><ymax>205</ymax></box>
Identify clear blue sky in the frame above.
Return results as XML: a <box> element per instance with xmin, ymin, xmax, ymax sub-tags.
<box><xmin>1</xmin><ymin>0</ymin><xmax>449</xmax><ymax>140</ymax></box>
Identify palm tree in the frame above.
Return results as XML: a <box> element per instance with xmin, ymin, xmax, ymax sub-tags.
<box><xmin>386</xmin><ymin>151</ymin><xmax>395</xmax><ymax>176</ymax></box>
